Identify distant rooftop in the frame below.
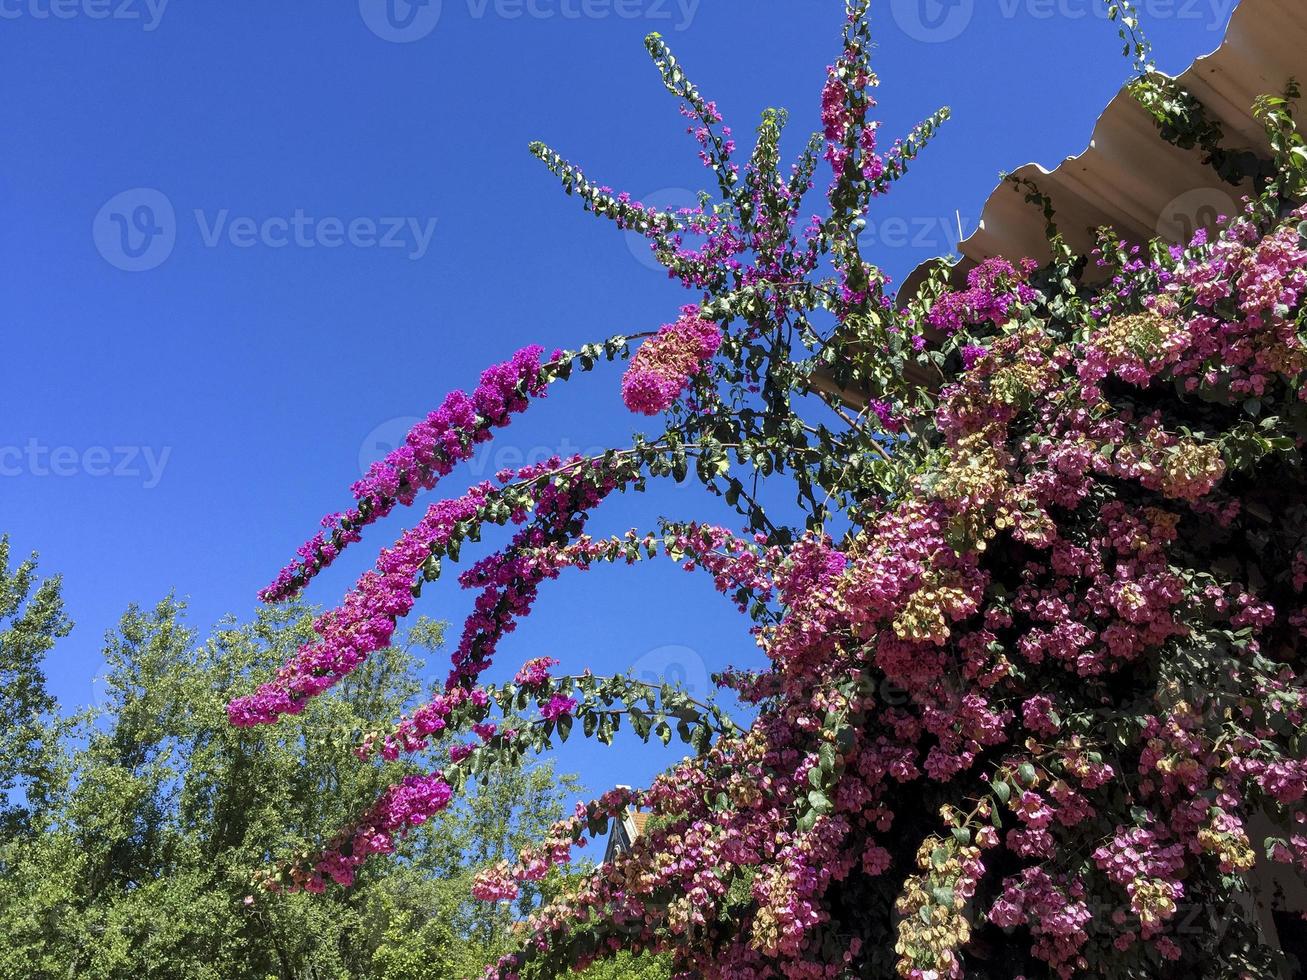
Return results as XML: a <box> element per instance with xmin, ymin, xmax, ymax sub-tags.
<box><xmin>603</xmin><ymin>808</ymin><xmax>651</xmax><ymax>863</ymax></box>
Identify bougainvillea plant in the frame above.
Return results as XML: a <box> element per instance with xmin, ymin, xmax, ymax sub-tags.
<box><xmin>229</xmin><ymin>1</ymin><xmax>1307</xmax><ymax>976</ymax></box>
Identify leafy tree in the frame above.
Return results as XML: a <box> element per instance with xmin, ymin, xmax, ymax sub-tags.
<box><xmin>0</xmin><ymin>536</ymin><xmax>71</xmax><ymax>841</ymax></box>
<box><xmin>0</xmin><ymin>595</ymin><xmax>605</xmax><ymax>980</ymax></box>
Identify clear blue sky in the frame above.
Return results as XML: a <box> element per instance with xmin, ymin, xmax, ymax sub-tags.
<box><xmin>1</xmin><ymin>0</ymin><xmax>1236</xmax><ymax>796</ymax></box>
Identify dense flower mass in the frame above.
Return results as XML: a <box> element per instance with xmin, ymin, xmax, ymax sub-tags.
<box><xmin>621</xmin><ymin>310</ymin><xmax>723</xmax><ymax>415</ymax></box>
<box><xmin>231</xmin><ymin>2</ymin><xmax>1307</xmax><ymax>977</ymax></box>
<box><xmin>926</xmin><ymin>257</ymin><xmax>1040</xmax><ymax>336</ymax></box>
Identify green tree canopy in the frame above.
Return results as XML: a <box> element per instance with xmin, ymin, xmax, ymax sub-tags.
<box><xmin>0</xmin><ymin>587</ymin><xmax>656</xmax><ymax>980</ymax></box>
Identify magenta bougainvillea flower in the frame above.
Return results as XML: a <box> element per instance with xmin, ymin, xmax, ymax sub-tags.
<box><xmin>620</xmin><ymin>310</ymin><xmax>722</xmax><ymax>415</ymax></box>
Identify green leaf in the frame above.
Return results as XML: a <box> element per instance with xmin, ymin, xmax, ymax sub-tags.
<box><xmin>819</xmin><ymin>743</ymin><xmax>837</xmax><ymax>774</ymax></box>
<box><xmin>807</xmin><ymin>790</ymin><xmax>833</xmax><ymax>815</ymax></box>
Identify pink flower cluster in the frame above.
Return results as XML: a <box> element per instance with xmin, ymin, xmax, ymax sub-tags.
<box><xmin>989</xmin><ymin>868</ymin><xmax>1092</xmax><ymax>978</ymax></box>
<box><xmin>514</xmin><ymin>656</ymin><xmax>559</xmax><ymax>688</ymax></box>
<box><xmin>926</xmin><ymin>257</ymin><xmax>1039</xmax><ymax>335</ymax></box>
<box><xmin>1081</xmin><ymin>204</ymin><xmax>1307</xmax><ymax>402</ymax></box>
<box><xmin>820</xmin><ymin>53</ymin><xmax>886</xmax><ymax>185</ymax></box>
<box><xmin>621</xmin><ymin>310</ymin><xmax>722</xmax><ymax>415</ymax></box>
<box><xmin>302</xmin><ymin>774</ymin><xmax>454</xmax><ymax>891</ymax></box>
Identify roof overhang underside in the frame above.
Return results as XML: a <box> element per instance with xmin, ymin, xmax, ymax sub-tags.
<box><xmin>897</xmin><ymin>0</ymin><xmax>1307</xmax><ymax>301</ymax></box>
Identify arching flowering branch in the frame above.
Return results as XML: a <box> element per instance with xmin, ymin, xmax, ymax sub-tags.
<box><xmin>260</xmin><ymin>664</ymin><xmax>738</xmax><ymax>895</ymax></box>
<box><xmin>259</xmin><ymin>338</ymin><xmax>636</xmax><ymax>604</ymax></box>
<box><xmin>258</xmin><ymin>345</ymin><xmax>548</xmax><ymax>604</ymax></box>
<box><xmin>232</xmin><ymin>448</ymin><xmax>647</xmax><ymax>726</ymax></box>
<box><xmin>361</xmin><ymin>519</ymin><xmax>780</xmax><ymax>765</ymax></box>
<box><xmin>645</xmin><ymin>31</ymin><xmax>739</xmax><ymax>196</ymax></box>
<box><xmin>233</xmin><ymin>428</ymin><xmax>786</xmax><ymax>725</ymax></box>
